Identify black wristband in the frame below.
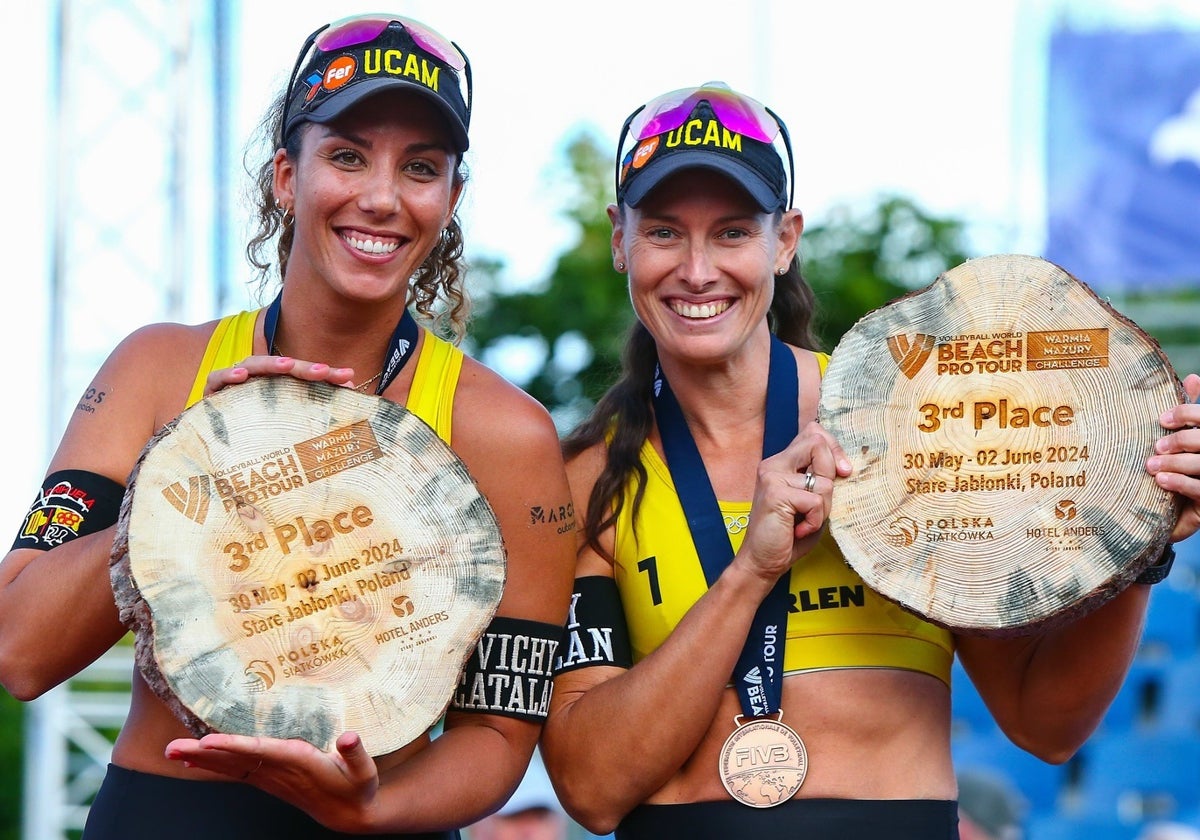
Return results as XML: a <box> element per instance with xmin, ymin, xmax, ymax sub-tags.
<box><xmin>555</xmin><ymin>576</ymin><xmax>633</xmax><ymax>674</ymax></box>
<box><xmin>1135</xmin><ymin>545</ymin><xmax>1175</xmax><ymax>586</ymax></box>
<box><xmin>12</xmin><ymin>470</ymin><xmax>126</xmax><ymax>552</ymax></box>
<box><xmin>450</xmin><ymin>616</ymin><xmax>563</xmax><ymax>721</ymax></box>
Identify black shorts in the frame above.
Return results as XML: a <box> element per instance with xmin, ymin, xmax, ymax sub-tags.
<box><xmin>616</xmin><ymin>797</ymin><xmax>959</xmax><ymax>840</ymax></box>
<box><xmin>83</xmin><ymin>764</ymin><xmax>461</xmax><ymax>840</ymax></box>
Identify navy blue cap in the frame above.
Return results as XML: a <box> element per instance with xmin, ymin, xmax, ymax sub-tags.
<box><xmin>617</xmin><ymin>100</ymin><xmax>787</xmax><ymax>211</ymax></box>
<box><xmin>283</xmin><ymin>20</ymin><xmax>469</xmax><ymax>152</ymax></box>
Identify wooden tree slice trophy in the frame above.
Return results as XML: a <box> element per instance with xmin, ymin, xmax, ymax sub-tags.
<box><xmin>110</xmin><ymin>377</ymin><xmax>506</xmax><ymax>755</ymax></box>
<box><xmin>818</xmin><ymin>254</ymin><xmax>1183</xmax><ymax>637</ymax></box>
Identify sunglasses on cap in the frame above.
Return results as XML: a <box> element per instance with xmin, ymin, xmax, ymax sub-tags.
<box><xmin>279</xmin><ymin>13</ymin><xmax>473</xmax><ymax>146</ymax></box>
<box><xmin>615</xmin><ymin>83</ymin><xmax>795</xmax><ymax>209</ymax></box>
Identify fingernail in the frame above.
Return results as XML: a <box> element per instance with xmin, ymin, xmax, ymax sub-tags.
<box><xmin>1147</xmin><ymin>456</ymin><xmax>1161</xmax><ymax>471</ymax></box>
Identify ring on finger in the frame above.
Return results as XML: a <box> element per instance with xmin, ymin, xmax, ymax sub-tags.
<box><xmin>804</xmin><ymin>471</ymin><xmax>816</xmax><ymax>492</ymax></box>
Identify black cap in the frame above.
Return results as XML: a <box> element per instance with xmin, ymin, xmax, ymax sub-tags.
<box><xmin>617</xmin><ymin>100</ymin><xmax>788</xmax><ymax>211</ymax></box>
<box><xmin>282</xmin><ymin>20</ymin><xmax>469</xmax><ymax>152</ymax></box>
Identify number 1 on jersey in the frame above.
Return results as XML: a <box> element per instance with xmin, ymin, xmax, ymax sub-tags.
<box><xmin>638</xmin><ymin>556</ymin><xmax>662</xmax><ymax>605</ymax></box>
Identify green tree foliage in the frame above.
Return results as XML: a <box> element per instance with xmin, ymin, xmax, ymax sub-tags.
<box><xmin>801</xmin><ymin>196</ymin><xmax>973</xmax><ymax>352</ymax></box>
<box><xmin>466</xmin><ymin>130</ymin><xmax>974</xmax><ymax>424</ymax></box>
<box><xmin>0</xmin><ymin>690</ymin><xmax>22</xmax><ymax>839</ymax></box>
<box><xmin>466</xmin><ymin>132</ymin><xmax>636</xmax><ymax>430</ymax></box>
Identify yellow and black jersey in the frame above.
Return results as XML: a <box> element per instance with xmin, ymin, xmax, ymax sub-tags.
<box><xmin>612</xmin><ymin>352</ymin><xmax>954</xmax><ymax>684</ymax></box>
<box><xmin>187</xmin><ymin>309</ymin><xmax>463</xmax><ymax>444</ymax></box>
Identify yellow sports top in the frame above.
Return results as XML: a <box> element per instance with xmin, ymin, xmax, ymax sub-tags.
<box><xmin>612</xmin><ymin>352</ymin><xmax>954</xmax><ymax>684</ymax></box>
<box><xmin>187</xmin><ymin>309</ymin><xmax>463</xmax><ymax>443</ymax></box>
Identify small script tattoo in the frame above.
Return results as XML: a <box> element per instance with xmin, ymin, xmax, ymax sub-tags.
<box><xmin>75</xmin><ymin>385</ymin><xmax>109</xmax><ymax>415</ymax></box>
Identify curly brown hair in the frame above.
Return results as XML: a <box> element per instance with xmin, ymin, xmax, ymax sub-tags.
<box><xmin>243</xmin><ymin>88</ymin><xmax>472</xmax><ymax>342</ymax></box>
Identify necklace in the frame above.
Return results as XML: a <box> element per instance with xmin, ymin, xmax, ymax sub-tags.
<box><xmin>352</xmin><ymin>369</ymin><xmax>385</xmax><ymax>393</ymax></box>
<box><xmin>270</xmin><ymin>339</ymin><xmax>384</xmax><ymax>395</ymax></box>
<box><xmin>263</xmin><ymin>297</ymin><xmax>418</xmax><ymax>397</ymax></box>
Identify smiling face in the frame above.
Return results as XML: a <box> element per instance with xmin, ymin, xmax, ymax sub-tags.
<box><xmin>611</xmin><ymin>168</ymin><xmax>802</xmax><ymax>370</ymax></box>
<box><xmin>273</xmin><ymin>89</ymin><xmax>463</xmax><ymax>308</ymax></box>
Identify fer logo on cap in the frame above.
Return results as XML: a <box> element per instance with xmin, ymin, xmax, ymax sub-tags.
<box><xmin>323</xmin><ymin>56</ymin><xmax>358</xmax><ymax>92</ymax></box>
<box><xmin>632</xmin><ymin>137</ymin><xmax>659</xmax><ymax>170</ymax></box>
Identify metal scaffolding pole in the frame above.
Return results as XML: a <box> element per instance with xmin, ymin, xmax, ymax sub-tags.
<box><xmin>26</xmin><ymin>0</ymin><xmax>226</xmax><ymax>835</ymax></box>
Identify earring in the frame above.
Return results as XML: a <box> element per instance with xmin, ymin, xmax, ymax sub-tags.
<box><xmin>776</xmin><ymin>266</ymin><xmax>787</xmax><ymax>276</ymax></box>
<box><xmin>277</xmin><ymin>202</ymin><xmax>293</xmax><ymax>224</ymax></box>
<box><xmin>616</xmin><ymin>262</ymin><xmax>626</xmax><ymax>272</ymax></box>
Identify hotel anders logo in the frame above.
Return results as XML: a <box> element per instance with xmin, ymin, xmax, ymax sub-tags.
<box><xmin>392</xmin><ymin>595</ymin><xmax>416</xmax><ymax>617</ymax></box>
<box><xmin>887</xmin><ymin>334</ymin><xmax>936</xmax><ymax>380</ymax></box>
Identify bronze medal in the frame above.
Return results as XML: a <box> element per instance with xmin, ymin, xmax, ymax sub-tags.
<box><xmin>719</xmin><ymin>714</ymin><xmax>807</xmax><ymax>807</ymax></box>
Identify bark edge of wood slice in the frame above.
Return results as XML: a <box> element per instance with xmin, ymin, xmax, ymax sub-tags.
<box><xmin>817</xmin><ymin>254</ymin><xmax>1183</xmax><ymax>637</ymax></box>
<box><xmin>110</xmin><ymin>376</ymin><xmax>506</xmax><ymax>754</ymax></box>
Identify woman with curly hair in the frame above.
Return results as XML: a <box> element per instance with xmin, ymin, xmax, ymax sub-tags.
<box><xmin>0</xmin><ymin>14</ymin><xmax>574</xmax><ymax>839</ymax></box>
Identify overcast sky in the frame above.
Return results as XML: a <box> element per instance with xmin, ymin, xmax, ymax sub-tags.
<box><xmin>237</xmin><ymin>0</ymin><xmax>1036</xmax><ymax>286</ymax></box>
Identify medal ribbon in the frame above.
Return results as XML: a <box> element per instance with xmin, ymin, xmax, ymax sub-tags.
<box><xmin>652</xmin><ymin>336</ymin><xmax>799</xmax><ymax>719</ymax></box>
<box><xmin>263</xmin><ymin>294</ymin><xmax>419</xmax><ymax>396</ymax></box>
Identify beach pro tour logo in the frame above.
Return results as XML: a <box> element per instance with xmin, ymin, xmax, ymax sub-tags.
<box><xmin>383</xmin><ymin>338</ymin><xmax>412</xmax><ymax>383</ymax></box>
<box><xmin>162</xmin><ymin>475</ymin><xmax>212</xmax><ymax>525</ymax></box>
<box><xmin>887</xmin><ymin>334</ymin><xmax>936</xmax><ymax>379</ymax></box>
<box><xmin>742</xmin><ymin>665</ymin><xmax>768</xmax><ymax>715</ymax></box>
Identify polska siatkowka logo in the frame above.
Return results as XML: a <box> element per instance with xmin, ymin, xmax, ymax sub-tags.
<box><xmin>887</xmin><ymin>334</ymin><xmax>936</xmax><ymax>379</ymax></box>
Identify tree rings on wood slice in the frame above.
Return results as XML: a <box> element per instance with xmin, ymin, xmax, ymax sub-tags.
<box><xmin>818</xmin><ymin>254</ymin><xmax>1183</xmax><ymax>637</ymax></box>
<box><xmin>109</xmin><ymin>377</ymin><xmax>506</xmax><ymax>754</ymax></box>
